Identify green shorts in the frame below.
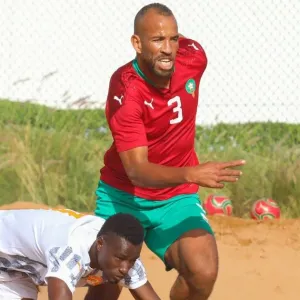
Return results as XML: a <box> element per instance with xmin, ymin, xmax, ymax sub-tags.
<box><xmin>94</xmin><ymin>181</ymin><xmax>214</xmax><ymax>267</ymax></box>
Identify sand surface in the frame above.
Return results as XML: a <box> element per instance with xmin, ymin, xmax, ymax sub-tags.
<box><xmin>1</xmin><ymin>201</ymin><xmax>300</xmax><ymax>300</ymax></box>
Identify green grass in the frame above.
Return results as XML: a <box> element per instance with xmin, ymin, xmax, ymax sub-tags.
<box><xmin>1</xmin><ymin>99</ymin><xmax>300</xmax><ymax>218</ymax></box>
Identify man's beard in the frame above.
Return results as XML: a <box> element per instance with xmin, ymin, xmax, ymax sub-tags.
<box><xmin>153</xmin><ymin>64</ymin><xmax>174</xmax><ymax>78</ymax></box>
<box><xmin>150</xmin><ymin>59</ymin><xmax>174</xmax><ymax>78</ymax></box>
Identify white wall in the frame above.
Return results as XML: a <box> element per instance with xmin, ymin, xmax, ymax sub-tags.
<box><xmin>0</xmin><ymin>0</ymin><xmax>299</xmax><ymax>125</ymax></box>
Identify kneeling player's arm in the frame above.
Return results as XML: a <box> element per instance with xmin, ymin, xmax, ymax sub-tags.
<box><xmin>47</xmin><ymin>277</ymin><xmax>72</xmax><ymax>300</ymax></box>
<box><xmin>45</xmin><ymin>244</ymin><xmax>85</xmax><ymax>300</ymax></box>
<box><xmin>119</xmin><ymin>146</ymin><xmax>192</xmax><ymax>188</ymax></box>
<box><xmin>120</xmin><ymin>258</ymin><xmax>160</xmax><ymax>299</ymax></box>
<box><xmin>130</xmin><ymin>280</ymin><xmax>161</xmax><ymax>300</ymax></box>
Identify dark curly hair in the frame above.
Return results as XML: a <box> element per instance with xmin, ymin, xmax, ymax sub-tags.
<box><xmin>97</xmin><ymin>213</ymin><xmax>144</xmax><ymax>246</ymax></box>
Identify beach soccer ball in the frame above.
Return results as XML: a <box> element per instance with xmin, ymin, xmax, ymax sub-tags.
<box><xmin>203</xmin><ymin>194</ymin><xmax>233</xmax><ymax>216</ymax></box>
<box><xmin>250</xmin><ymin>198</ymin><xmax>280</xmax><ymax>220</ymax></box>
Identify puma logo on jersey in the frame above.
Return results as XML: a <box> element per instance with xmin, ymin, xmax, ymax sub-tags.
<box><xmin>188</xmin><ymin>43</ymin><xmax>199</xmax><ymax>50</ymax></box>
<box><xmin>144</xmin><ymin>99</ymin><xmax>154</xmax><ymax>110</ymax></box>
<box><xmin>113</xmin><ymin>95</ymin><xmax>123</xmax><ymax>105</ymax></box>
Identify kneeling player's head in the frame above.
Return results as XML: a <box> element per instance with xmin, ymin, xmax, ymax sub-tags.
<box><xmin>93</xmin><ymin>213</ymin><xmax>144</xmax><ymax>283</ymax></box>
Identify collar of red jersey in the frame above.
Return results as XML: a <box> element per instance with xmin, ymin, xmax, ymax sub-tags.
<box><xmin>132</xmin><ymin>59</ymin><xmax>155</xmax><ymax>86</ymax></box>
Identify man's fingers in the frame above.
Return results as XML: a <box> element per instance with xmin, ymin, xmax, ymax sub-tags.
<box><xmin>218</xmin><ymin>176</ymin><xmax>240</xmax><ymax>183</ymax></box>
<box><xmin>214</xmin><ymin>183</ymin><xmax>225</xmax><ymax>189</ymax></box>
<box><xmin>220</xmin><ymin>169</ymin><xmax>243</xmax><ymax>176</ymax></box>
<box><xmin>219</xmin><ymin>160</ymin><xmax>246</xmax><ymax>169</ymax></box>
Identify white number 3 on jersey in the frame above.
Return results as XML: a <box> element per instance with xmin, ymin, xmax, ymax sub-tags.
<box><xmin>168</xmin><ymin>96</ymin><xmax>183</xmax><ymax>124</ymax></box>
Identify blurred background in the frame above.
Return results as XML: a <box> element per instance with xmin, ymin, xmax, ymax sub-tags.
<box><xmin>0</xmin><ymin>0</ymin><xmax>299</xmax><ymax>217</ymax></box>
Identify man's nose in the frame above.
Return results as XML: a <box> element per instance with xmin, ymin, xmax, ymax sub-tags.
<box><xmin>119</xmin><ymin>261</ymin><xmax>130</xmax><ymax>275</ymax></box>
<box><xmin>161</xmin><ymin>40</ymin><xmax>172</xmax><ymax>54</ymax></box>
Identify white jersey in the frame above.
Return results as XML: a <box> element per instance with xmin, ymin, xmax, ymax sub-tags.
<box><xmin>0</xmin><ymin>209</ymin><xmax>147</xmax><ymax>293</ymax></box>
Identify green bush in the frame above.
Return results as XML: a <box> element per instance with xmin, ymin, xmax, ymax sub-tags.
<box><xmin>0</xmin><ymin>99</ymin><xmax>106</xmax><ymax>133</ymax></box>
<box><xmin>1</xmin><ymin>100</ymin><xmax>300</xmax><ymax>218</ymax></box>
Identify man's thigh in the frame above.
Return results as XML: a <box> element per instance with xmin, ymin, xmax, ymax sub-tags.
<box><xmin>145</xmin><ymin>193</ymin><xmax>214</xmax><ymax>267</ymax></box>
<box><xmin>0</xmin><ymin>275</ymin><xmax>38</xmax><ymax>300</ymax></box>
<box><xmin>95</xmin><ymin>181</ymin><xmax>215</xmax><ymax>269</ymax></box>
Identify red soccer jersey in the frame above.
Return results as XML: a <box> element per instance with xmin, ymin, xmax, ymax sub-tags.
<box><xmin>100</xmin><ymin>37</ymin><xmax>207</xmax><ymax>200</ymax></box>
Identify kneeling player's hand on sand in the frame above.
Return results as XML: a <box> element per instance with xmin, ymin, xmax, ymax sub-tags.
<box><xmin>187</xmin><ymin>160</ymin><xmax>246</xmax><ymax>188</ymax></box>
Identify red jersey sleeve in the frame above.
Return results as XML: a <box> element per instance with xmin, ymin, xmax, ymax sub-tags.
<box><xmin>177</xmin><ymin>37</ymin><xmax>207</xmax><ymax>74</ymax></box>
<box><xmin>107</xmin><ymin>85</ymin><xmax>148</xmax><ymax>153</ymax></box>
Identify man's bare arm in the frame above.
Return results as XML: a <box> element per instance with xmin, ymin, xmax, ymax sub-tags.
<box><xmin>130</xmin><ymin>281</ymin><xmax>161</xmax><ymax>300</ymax></box>
<box><xmin>119</xmin><ymin>146</ymin><xmax>245</xmax><ymax>189</ymax></box>
<box><xmin>119</xmin><ymin>146</ymin><xmax>189</xmax><ymax>188</ymax></box>
<box><xmin>47</xmin><ymin>277</ymin><xmax>72</xmax><ymax>300</ymax></box>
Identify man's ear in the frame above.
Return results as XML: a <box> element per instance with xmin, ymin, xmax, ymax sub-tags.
<box><xmin>96</xmin><ymin>236</ymin><xmax>104</xmax><ymax>252</ymax></box>
<box><xmin>131</xmin><ymin>34</ymin><xmax>142</xmax><ymax>54</ymax></box>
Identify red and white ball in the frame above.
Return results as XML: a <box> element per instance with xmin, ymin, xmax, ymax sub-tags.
<box><xmin>203</xmin><ymin>194</ymin><xmax>233</xmax><ymax>216</ymax></box>
<box><xmin>250</xmin><ymin>198</ymin><xmax>280</xmax><ymax>220</ymax></box>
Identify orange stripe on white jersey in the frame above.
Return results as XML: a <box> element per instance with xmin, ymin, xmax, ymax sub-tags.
<box><xmin>51</xmin><ymin>208</ymin><xmax>84</xmax><ymax>219</ymax></box>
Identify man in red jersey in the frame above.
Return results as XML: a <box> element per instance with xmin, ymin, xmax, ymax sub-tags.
<box><xmin>92</xmin><ymin>3</ymin><xmax>246</xmax><ymax>299</ymax></box>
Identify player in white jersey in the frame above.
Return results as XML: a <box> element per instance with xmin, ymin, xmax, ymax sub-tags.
<box><xmin>0</xmin><ymin>209</ymin><xmax>160</xmax><ymax>300</ymax></box>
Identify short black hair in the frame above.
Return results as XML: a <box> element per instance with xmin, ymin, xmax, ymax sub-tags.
<box><xmin>134</xmin><ymin>3</ymin><xmax>174</xmax><ymax>34</ymax></box>
<box><xmin>97</xmin><ymin>213</ymin><xmax>144</xmax><ymax>246</ymax></box>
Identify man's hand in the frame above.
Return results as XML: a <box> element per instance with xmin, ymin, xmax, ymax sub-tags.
<box><xmin>47</xmin><ymin>277</ymin><xmax>72</xmax><ymax>300</ymax></box>
<box><xmin>84</xmin><ymin>281</ymin><xmax>160</xmax><ymax>300</ymax></box>
<box><xmin>130</xmin><ymin>281</ymin><xmax>161</xmax><ymax>300</ymax></box>
<box><xmin>84</xmin><ymin>283</ymin><xmax>122</xmax><ymax>300</ymax></box>
<box><xmin>187</xmin><ymin>160</ymin><xmax>246</xmax><ymax>189</ymax></box>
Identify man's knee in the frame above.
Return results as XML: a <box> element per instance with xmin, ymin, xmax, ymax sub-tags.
<box><xmin>189</xmin><ymin>265</ymin><xmax>218</xmax><ymax>289</ymax></box>
<box><xmin>167</xmin><ymin>229</ymin><xmax>218</xmax><ymax>299</ymax></box>
<box><xmin>169</xmin><ymin>267</ymin><xmax>217</xmax><ymax>300</ymax></box>
<box><xmin>183</xmin><ymin>255</ymin><xmax>218</xmax><ymax>296</ymax></box>
<box><xmin>183</xmin><ymin>238</ymin><xmax>218</xmax><ymax>292</ymax></box>
<box><xmin>170</xmin><ymin>267</ymin><xmax>217</xmax><ymax>300</ymax></box>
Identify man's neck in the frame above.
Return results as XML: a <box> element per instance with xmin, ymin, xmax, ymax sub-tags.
<box><xmin>88</xmin><ymin>242</ymin><xmax>98</xmax><ymax>269</ymax></box>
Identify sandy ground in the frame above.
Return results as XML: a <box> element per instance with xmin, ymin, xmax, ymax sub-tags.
<box><xmin>1</xmin><ymin>201</ymin><xmax>300</xmax><ymax>300</ymax></box>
